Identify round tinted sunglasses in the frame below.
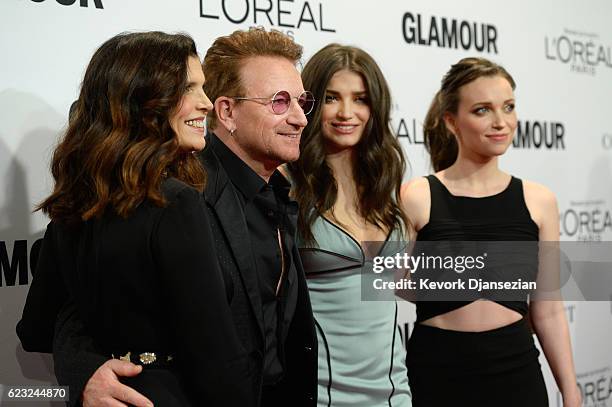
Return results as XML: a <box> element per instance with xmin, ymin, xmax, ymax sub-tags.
<box><xmin>232</xmin><ymin>90</ymin><xmax>315</xmax><ymax>115</ymax></box>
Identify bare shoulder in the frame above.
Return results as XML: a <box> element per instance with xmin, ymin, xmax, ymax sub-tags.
<box><xmin>400</xmin><ymin>176</ymin><xmax>431</xmax><ymax>231</ymax></box>
<box><xmin>401</xmin><ymin>176</ymin><xmax>429</xmax><ymax>202</ymax></box>
<box><xmin>522</xmin><ymin>179</ymin><xmax>558</xmax><ymax>229</ymax></box>
<box><xmin>522</xmin><ymin>179</ymin><xmax>557</xmax><ymax>209</ymax></box>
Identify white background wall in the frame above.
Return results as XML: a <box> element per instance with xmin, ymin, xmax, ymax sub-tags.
<box><xmin>1</xmin><ymin>1</ymin><xmax>611</xmax><ymax>405</ymax></box>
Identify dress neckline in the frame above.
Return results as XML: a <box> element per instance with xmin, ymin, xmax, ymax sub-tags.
<box><xmin>430</xmin><ymin>175</ymin><xmax>515</xmax><ymax>200</ymax></box>
<box><xmin>319</xmin><ymin>214</ymin><xmax>393</xmax><ymax>259</ymax></box>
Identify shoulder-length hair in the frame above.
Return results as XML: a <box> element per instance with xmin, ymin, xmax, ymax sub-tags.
<box><xmin>289</xmin><ymin>43</ymin><xmax>408</xmax><ymax>245</ymax></box>
<box><xmin>38</xmin><ymin>31</ymin><xmax>205</xmax><ymax>223</ymax></box>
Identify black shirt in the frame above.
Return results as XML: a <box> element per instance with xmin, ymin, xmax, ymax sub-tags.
<box><xmin>211</xmin><ymin>134</ymin><xmax>297</xmax><ymax>385</ymax></box>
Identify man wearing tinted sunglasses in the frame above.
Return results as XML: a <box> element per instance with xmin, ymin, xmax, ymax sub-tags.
<box><xmin>197</xmin><ymin>28</ymin><xmax>318</xmax><ymax>407</ymax></box>
<box><xmin>52</xmin><ymin>28</ymin><xmax>318</xmax><ymax>407</ymax></box>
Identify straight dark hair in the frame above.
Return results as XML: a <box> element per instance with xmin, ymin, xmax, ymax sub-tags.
<box><xmin>289</xmin><ymin>44</ymin><xmax>408</xmax><ymax>245</ymax></box>
<box><xmin>38</xmin><ymin>31</ymin><xmax>205</xmax><ymax>223</ymax></box>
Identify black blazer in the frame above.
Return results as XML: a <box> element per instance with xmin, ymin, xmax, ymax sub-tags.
<box><xmin>17</xmin><ymin>179</ymin><xmax>256</xmax><ymax>406</ymax></box>
<box><xmin>199</xmin><ymin>138</ymin><xmax>318</xmax><ymax>406</ymax></box>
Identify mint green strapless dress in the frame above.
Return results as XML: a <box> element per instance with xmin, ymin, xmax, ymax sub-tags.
<box><xmin>298</xmin><ymin>215</ymin><xmax>412</xmax><ymax>407</ymax></box>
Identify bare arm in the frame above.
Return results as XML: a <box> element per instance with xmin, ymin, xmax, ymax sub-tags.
<box><xmin>399</xmin><ymin>177</ymin><xmax>431</xmax><ymax>240</ymax></box>
<box><xmin>396</xmin><ymin>177</ymin><xmax>432</xmax><ymax>302</ymax></box>
<box><xmin>525</xmin><ymin>181</ymin><xmax>581</xmax><ymax>406</ymax></box>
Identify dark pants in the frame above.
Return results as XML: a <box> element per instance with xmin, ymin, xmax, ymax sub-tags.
<box><xmin>407</xmin><ymin>318</ymin><xmax>549</xmax><ymax>407</ymax></box>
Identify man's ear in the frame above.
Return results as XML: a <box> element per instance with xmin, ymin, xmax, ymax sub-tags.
<box><xmin>443</xmin><ymin>112</ymin><xmax>458</xmax><ymax>137</ymax></box>
<box><xmin>214</xmin><ymin>96</ymin><xmax>238</xmax><ymax>132</ymax></box>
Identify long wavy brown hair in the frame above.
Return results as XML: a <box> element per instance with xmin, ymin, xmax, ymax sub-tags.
<box><xmin>289</xmin><ymin>44</ymin><xmax>408</xmax><ymax>245</ymax></box>
<box><xmin>38</xmin><ymin>31</ymin><xmax>206</xmax><ymax>224</ymax></box>
<box><xmin>424</xmin><ymin>57</ymin><xmax>516</xmax><ymax>172</ymax></box>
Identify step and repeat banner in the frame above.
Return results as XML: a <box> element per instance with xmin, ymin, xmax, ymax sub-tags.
<box><xmin>1</xmin><ymin>1</ymin><xmax>611</xmax><ymax>406</ymax></box>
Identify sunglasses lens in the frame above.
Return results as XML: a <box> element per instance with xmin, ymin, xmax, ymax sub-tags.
<box><xmin>298</xmin><ymin>91</ymin><xmax>315</xmax><ymax>115</ymax></box>
<box><xmin>271</xmin><ymin>90</ymin><xmax>291</xmax><ymax>114</ymax></box>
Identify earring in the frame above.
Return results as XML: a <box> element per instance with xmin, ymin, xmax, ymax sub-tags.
<box><xmin>230</xmin><ymin>128</ymin><xmax>236</xmax><ymax>137</ymax></box>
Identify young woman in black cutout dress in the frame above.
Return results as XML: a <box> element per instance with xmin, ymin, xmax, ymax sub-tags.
<box><xmin>401</xmin><ymin>57</ymin><xmax>580</xmax><ymax>407</ymax></box>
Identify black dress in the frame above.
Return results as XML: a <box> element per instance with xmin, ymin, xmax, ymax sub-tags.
<box><xmin>406</xmin><ymin>175</ymin><xmax>548</xmax><ymax>407</ymax></box>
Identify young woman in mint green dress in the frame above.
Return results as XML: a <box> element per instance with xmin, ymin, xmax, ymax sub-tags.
<box><xmin>288</xmin><ymin>44</ymin><xmax>412</xmax><ymax>407</ymax></box>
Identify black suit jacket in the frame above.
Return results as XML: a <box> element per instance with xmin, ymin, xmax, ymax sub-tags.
<box><xmin>199</xmin><ymin>136</ymin><xmax>318</xmax><ymax>406</ymax></box>
<box><xmin>17</xmin><ymin>179</ymin><xmax>256</xmax><ymax>406</ymax></box>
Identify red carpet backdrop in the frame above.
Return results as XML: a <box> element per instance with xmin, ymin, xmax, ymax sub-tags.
<box><xmin>1</xmin><ymin>1</ymin><xmax>611</xmax><ymax>406</ymax></box>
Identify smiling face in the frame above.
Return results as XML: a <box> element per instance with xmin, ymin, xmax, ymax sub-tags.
<box><xmin>445</xmin><ymin>75</ymin><xmax>517</xmax><ymax>160</ymax></box>
<box><xmin>320</xmin><ymin>69</ymin><xmax>371</xmax><ymax>154</ymax></box>
<box><xmin>229</xmin><ymin>56</ymin><xmax>308</xmax><ymax>171</ymax></box>
<box><xmin>170</xmin><ymin>56</ymin><xmax>213</xmax><ymax>152</ymax></box>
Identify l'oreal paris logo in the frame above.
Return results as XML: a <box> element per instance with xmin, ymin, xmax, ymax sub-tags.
<box><xmin>199</xmin><ymin>0</ymin><xmax>336</xmax><ymax>32</ymax></box>
<box><xmin>545</xmin><ymin>28</ymin><xmax>612</xmax><ymax>75</ymax></box>
<box><xmin>560</xmin><ymin>200</ymin><xmax>612</xmax><ymax>241</ymax></box>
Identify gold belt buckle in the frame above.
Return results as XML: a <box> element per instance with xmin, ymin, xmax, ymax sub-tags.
<box><xmin>139</xmin><ymin>352</ymin><xmax>157</xmax><ymax>365</ymax></box>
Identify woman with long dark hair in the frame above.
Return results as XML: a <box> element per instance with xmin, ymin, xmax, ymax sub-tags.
<box><xmin>289</xmin><ymin>44</ymin><xmax>412</xmax><ymax>406</ymax></box>
<box><xmin>401</xmin><ymin>57</ymin><xmax>580</xmax><ymax>406</ymax></box>
<box><xmin>17</xmin><ymin>31</ymin><xmax>253</xmax><ymax>406</ymax></box>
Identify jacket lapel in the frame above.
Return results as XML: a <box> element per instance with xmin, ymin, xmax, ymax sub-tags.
<box><xmin>201</xmin><ymin>145</ymin><xmax>265</xmax><ymax>340</ymax></box>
